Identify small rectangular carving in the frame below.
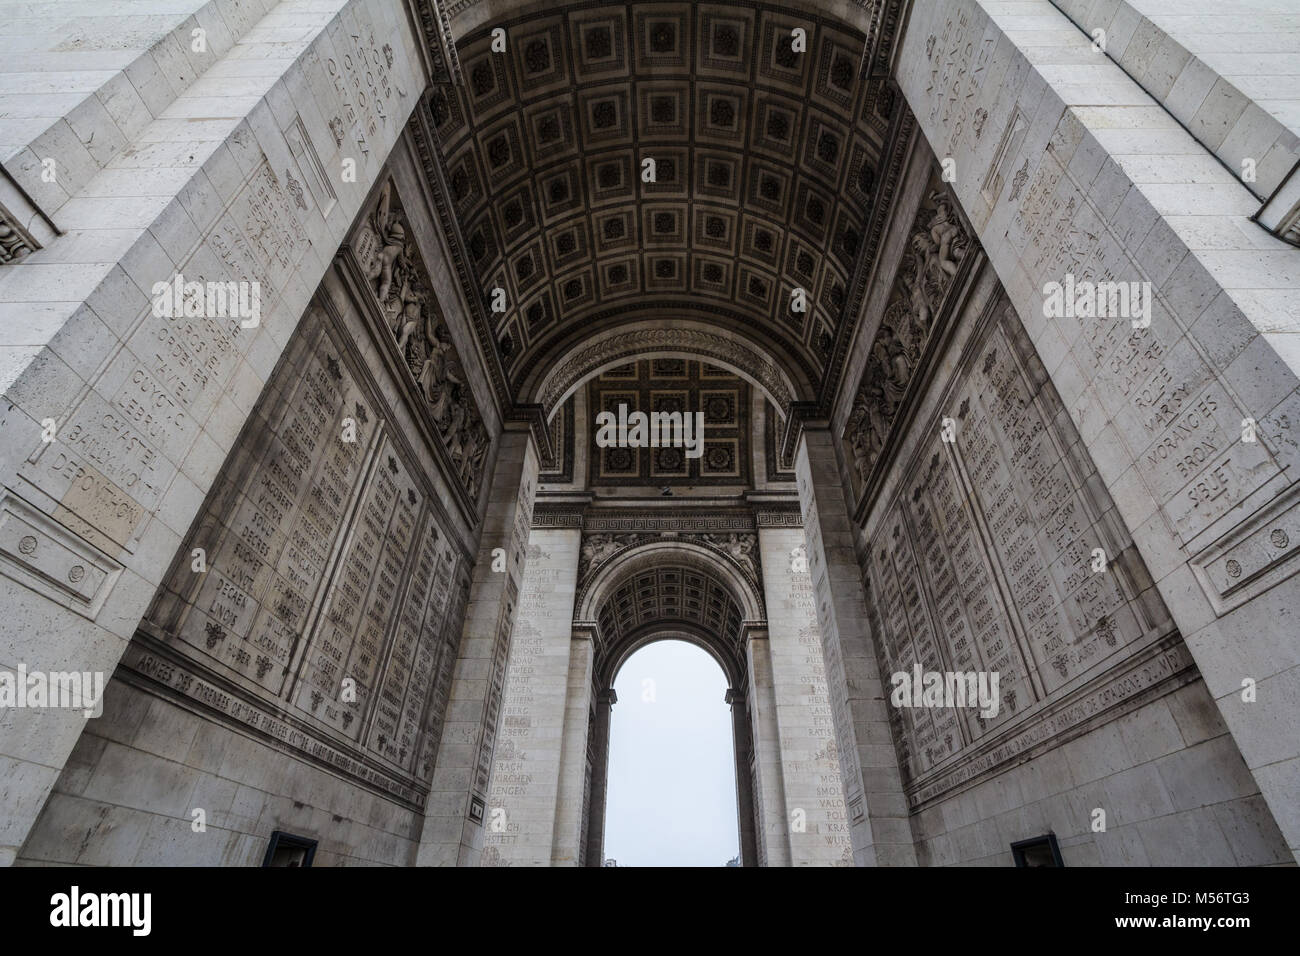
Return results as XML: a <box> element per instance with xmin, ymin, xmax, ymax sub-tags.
<box><xmin>1190</xmin><ymin>482</ymin><xmax>1300</xmax><ymax>615</ymax></box>
<box><xmin>0</xmin><ymin>491</ymin><xmax>121</xmax><ymax>618</ymax></box>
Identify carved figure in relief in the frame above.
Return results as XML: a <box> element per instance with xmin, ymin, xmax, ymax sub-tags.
<box><xmin>925</xmin><ymin>190</ymin><xmax>965</xmax><ymax>279</ymax></box>
<box><xmin>580</xmin><ymin>533</ymin><xmax>638</xmax><ymax>571</ymax></box>
<box><xmin>843</xmin><ymin>179</ymin><xmax>971</xmax><ymax>492</ymax></box>
<box><xmin>370</xmin><ymin>183</ymin><xmax>406</xmax><ymax>305</ymax></box>
<box><xmin>460</xmin><ymin>424</ymin><xmax>488</xmax><ymax>486</ymax></box>
<box><xmin>361</xmin><ymin>181</ymin><xmax>488</xmax><ymax>499</ymax></box>
<box><xmin>710</xmin><ymin>533</ymin><xmax>757</xmax><ymax>578</ymax></box>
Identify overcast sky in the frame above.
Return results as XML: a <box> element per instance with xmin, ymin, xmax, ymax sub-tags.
<box><xmin>604</xmin><ymin>640</ymin><xmax>739</xmax><ymax>867</ymax></box>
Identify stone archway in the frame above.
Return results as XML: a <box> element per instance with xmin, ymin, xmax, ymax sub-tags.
<box><xmin>596</xmin><ymin>625</ymin><xmax>753</xmax><ymax>866</ymax></box>
<box><xmin>577</xmin><ymin>543</ymin><xmax>765</xmax><ymax>865</ymax></box>
<box><xmin>526</xmin><ymin>321</ymin><xmax>809</xmax><ymax>424</ymax></box>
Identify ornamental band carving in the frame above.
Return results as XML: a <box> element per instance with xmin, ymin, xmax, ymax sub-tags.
<box><xmin>355</xmin><ymin>179</ymin><xmax>489</xmax><ymax>500</ymax></box>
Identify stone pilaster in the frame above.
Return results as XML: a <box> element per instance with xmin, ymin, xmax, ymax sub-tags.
<box><xmin>0</xmin><ymin>0</ymin><xmax>426</xmax><ymax>866</ymax></box>
<box><xmin>742</xmin><ymin>628</ymin><xmax>791</xmax><ymax>866</ymax></box>
<box><xmin>418</xmin><ymin>424</ymin><xmax>538</xmax><ymax>866</ymax></box>
<box><xmin>550</xmin><ymin>629</ymin><xmax>594</xmax><ymax>866</ymax></box>
<box><xmin>758</xmin><ymin>524</ymin><xmax>854</xmax><ymax>865</ymax></box>
<box><xmin>725</xmin><ymin>687</ymin><xmax>759</xmax><ymax>866</ymax></box>
<box><xmin>474</xmin><ymin>525</ymin><xmax>582</xmax><ymax>866</ymax></box>
<box><xmin>896</xmin><ymin>0</ymin><xmax>1300</xmax><ymax>859</ymax></box>
<box><xmin>584</xmin><ymin>687</ymin><xmax>616</xmax><ymax>866</ymax></box>
<box><xmin>795</xmin><ymin>426</ymin><xmax>916</xmax><ymax>866</ymax></box>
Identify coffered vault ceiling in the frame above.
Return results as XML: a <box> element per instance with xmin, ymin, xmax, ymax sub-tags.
<box><xmin>596</xmin><ymin>563</ymin><xmax>745</xmax><ymax>664</ymax></box>
<box><xmin>424</xmin><ymin>1</ymin><xmax>902</xmax><ymax>403</ymax></box>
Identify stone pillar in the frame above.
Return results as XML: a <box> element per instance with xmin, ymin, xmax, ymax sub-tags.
<box><xmin>0</xmin><ymin>0</ymin><xmax>428</xmax><ymax>866</ymax></box>
<box><xmin>584</xmin><ymin>688</ymin><xmax>616</xmax><ymax>866</ymax></box>
<box><xmin>473</xmin><ymin>524</ymin><xmax>581</xmax><ymax>866</ymax></box>
<box><xmin>418</xmin><ymin>424</ymin><xmax>539</xmax><ymax>866</ymax></box>
<box><xmin>726</xmin><ymin>687</ymin><xmax>760</xmax><ymax>866</ymax></box>
<box><xmin>758</xmin><ymin>523</ymin><xmax>855</xmax><ymax>865</ymax></box>
<box><xmin>895</xmin><ymin>0</ymin><xmax>1300</xmax><ymax>861</ymax></box>
<box><xmin>743</xmin><ymin>628</ymin><xmax>792</xmax><ymax>866</ymax></box>
<box><xmin>796</xmin><ymin>426</ymin><xmax>916</xmax><ymax>866</ymax></box>
<box><xmin>550</xmin><ymin>630</ymin><xmax>594</xmax><ymax>866</ymax></box>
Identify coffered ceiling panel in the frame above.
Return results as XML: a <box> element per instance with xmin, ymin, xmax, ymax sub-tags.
<box><xmin>426</xmin><ymin>1</ymin><xmax>896</xmax><ymax>398</ymax></box>
<box><xmin>597</xmin><ymin>564</ymin><xmax>744</xmax><ymax>650</ymax></box>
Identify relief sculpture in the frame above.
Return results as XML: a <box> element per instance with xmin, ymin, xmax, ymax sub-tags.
<box><xmin>845</xmin><ymin>177</ymin><xmax>970</xmax><ymax>494</ymax></box>
<box><xmin>359</xmin><ymin>180</ymin><xmax>490</xmax><ymax>499</ymax></box>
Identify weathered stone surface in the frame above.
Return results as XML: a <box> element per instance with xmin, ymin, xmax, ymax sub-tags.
<box><xmin>2</xmin><ymin>0</ymin><xmax>1297</xmax><ymax>869</ymax></box>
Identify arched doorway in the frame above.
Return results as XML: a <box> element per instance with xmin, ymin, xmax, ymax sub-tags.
<box><xmin>576</xmin><ymin>541</ymin><xmax>766</xmax><ymax>866</ymax></box>
<box><xmin>604</xmin><ymin>637</ymin><xmax>738</xmax><ymax>866</ymax></box>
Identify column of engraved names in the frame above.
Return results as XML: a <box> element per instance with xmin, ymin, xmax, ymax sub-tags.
<box><xmin>485</xmin><ymin>613</ymin><xmax>541</xmax><ymax>852</ymax></box>
<box><xmin>870</xmin><ymin>533</ymin><xmax>960</xmax><ymax>773</ymax></box>
<box><xmin>418</xmin><ymin>568</ymin><xmax>469</xmax><ymax>780</ymax></box>
<box><xmin>177</xmin><ymin>339</ymin><xmax>367</xmax><ymax>694</ymax></box>
<box><xmin>293</xmin><ymin>437</ymin><xmax>411</xmax><ymax>737</ymax></box>
<box><xmin>344</xmin><ymin>443</ymin><xmax>420</xmax><ymax>733</ymax></box>
<box><xmin>399</xmin><ymin>541</ymin><xmax>458</xmax><ymax>775</ymax></box>
<box><xmin>790</xmin><ymin>575</ymin><xmax>852</xmax><ymax>857</ymax></box>
<box><xmin>961</xmin><ymin>327</ymin><xmax>1128</xmax><ymax>691</ymax></box>
<box><xmin>369</xmin><ymin>518</ymin><xmax>444</xmax><ymax>771</ymax></box>
<box><xmin>911</xmin><ymin>445</ymin><xmax>1034</xmax><ymax>736</ymax></box>
<box><xmin>475</xmin><ymin>479</ymin><xmax>535</xmax><ymax>798</ymax></box>
<box><xmin>865</xmin><ymin>550</ymin><xmax>928</xmax><ymax>777</ymax></box>
<box><xmin>903</xmin><ymin>473</ymin><xmax>975</xmax><ymax>752</ymax></box>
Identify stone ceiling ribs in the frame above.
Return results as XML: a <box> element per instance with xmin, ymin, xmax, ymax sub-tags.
<box><xmin>416</xmin><ymin>0</ymin><xmax>909</xmax><ymax>414</ymax></box>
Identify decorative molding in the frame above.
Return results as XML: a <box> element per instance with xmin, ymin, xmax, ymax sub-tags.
<box><xmin>844</xmin><ymin>172</ymin><xmax>979</xmax><ymax>515</ymax></box>
<box><xmin>753</xmin><ymin>501</ymin><xmax>804</xmax><ymax>528</ymax></box>
<box><xmin>0</xmin><ymin>490</ymin><xmax>122</xmax><ymax>619</ymax></box>
<box><xmin>0</xmin><ymin>204</ymin><xmax>37</xmax><ymax>263</ymax></box>
<box><xmin>407</xmin><ymin>97</ymin><xmax>514</xmax><ymax>416</ymax></box>
<box><xmin>821</xmin><ymin>94</ymin><xmax>917</xmax><ymax>415</ymax></box>
<box><xmin>576</xmin><ymin>529</ymin><xmax>764</xmax><ymax>621</ymax></box>
<box><xmin>531</xmin><ymin>503</ymin><xmax>585</xmax><ymax>529</ymax></box>
<box><xmin>538</xmin><ymin>326</ymin><xmax>796</xmax><ymax>415</ymax></box>
<box><xmin>538</xmin><ymin>397</ymin><xmax>574</xmax><ymax>482</ymax></box>
<box><xmin>506</xmin><ymin>403</ymin><xmax>555</xmax><ymax>468</ymax></box>
<box><xmin>1190</xmin><ymin>480</ymin><xmax>1300</xmax><ymax>615</ymax></box>
<box><xmin>409</xmin><ymin>1</ymin><xmax>460</xmax><ymax>84</ymax></box>
<box><xmin>779</xmin><ymin>400</ymin><xmax>826</xmax><ymax>465</ymax></box>
<box><xmin>347</xmin><ymin>177</ymin><xmax>490</xmax><ymax>502</ymax></box>
<box><xmin>905</xmin><ymin>637</ymin><xmax>1196</xmax><ymax>810</ymax></box>
<box><xmin>584</xmin><ymin>509</ymin><xmax>757</xmax><ymax>534</ymax></box>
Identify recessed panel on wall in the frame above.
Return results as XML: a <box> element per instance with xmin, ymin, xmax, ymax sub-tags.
<box><xmin>132</xmin><ymin>305</ymin><xmax>470</xmax><ymax>808</ymax></box>
<box><xmin>861</xmin><ymin>298</ymin><xmax>1188</xmax><ymax>807</ymax></box>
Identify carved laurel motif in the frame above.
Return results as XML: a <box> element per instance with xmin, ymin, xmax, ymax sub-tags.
<box><xmin>357</xmin><ymin>180</ymin><xmax>489</xmax><ymax>499</ymax></box>
<box><xmin>844</xmin><ymin>176</ymin><xmax>970</xmax><ymax>493</ymax></box>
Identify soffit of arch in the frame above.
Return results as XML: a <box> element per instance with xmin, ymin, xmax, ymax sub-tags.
<box><xmin>530</xmin><ymin>320</ymin><xmax>805</xmax><ymax>418</ymax></box>
<box><xmin>596</xmin><ymin>621</ymin><xmax>749</xmax><ymax>691</ymax></box>
<box><xmin>420</xmin><ymin>0</ymin><xmax>907</xmax><ymax>406</ymax></box>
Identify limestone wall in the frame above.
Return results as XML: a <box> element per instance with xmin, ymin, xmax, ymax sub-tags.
<box><xmin>0</xmin><ymin>0</ymin><xmax>432</xmax><ymax>864</ymax></box>
<box><xmin>890</xmin><ymin>0</ymin><xmax>1300</xmax><ymax>861</ymax></box>
<box><xmin>16</xmin><ymin>256</ymin><xmax>479</xmax><ymax>864</ymax></box>
<box><xmin>853</xmin><ymin>262</ymin><xmax>1290</xmax><ymax>864</ymax></box>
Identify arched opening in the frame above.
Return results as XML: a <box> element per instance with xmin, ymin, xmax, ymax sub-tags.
<box><xmin>604</xmin><ymin>638</ymin><xmax>739</xmax><ymax>867</ymax></box>
<box><xmin>579</xmin><ymin>541</ymin><xmax>765</xmax><ymax>866</ymax></box>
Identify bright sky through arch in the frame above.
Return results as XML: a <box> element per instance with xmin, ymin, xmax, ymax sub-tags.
<box><xmin>604</xmin><ymin>640</ymin><xmax>739</xmax><ymax>867</ymax></box>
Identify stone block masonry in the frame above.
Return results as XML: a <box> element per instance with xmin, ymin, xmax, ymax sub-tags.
<box><xmin>0</xmin><ymin>0</ymin><xmax>427</xmax><ymax>864</ymax></box>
